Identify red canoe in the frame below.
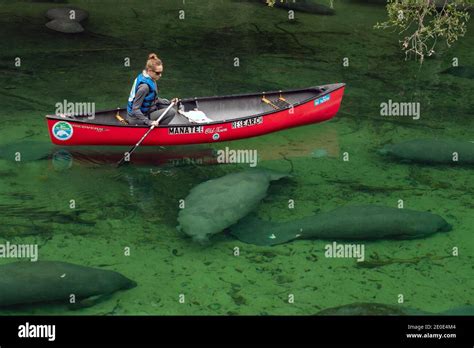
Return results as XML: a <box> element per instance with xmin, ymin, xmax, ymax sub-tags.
<box><xmin>46</xmin><ymin>83</ymin><xmax>345</xmax><ymax>146</ymax></box>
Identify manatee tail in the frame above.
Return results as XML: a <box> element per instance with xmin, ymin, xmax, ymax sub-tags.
<box><xmin>230</xmin><ymin>216</ymin><xmax>299</xmax><ymax>246</ymax></box>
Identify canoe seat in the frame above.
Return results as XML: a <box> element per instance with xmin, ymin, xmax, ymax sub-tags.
<box><xmin>261</xmin><ymin>95</ymin><xmax>292</xmax><ymax>110</ymax></box>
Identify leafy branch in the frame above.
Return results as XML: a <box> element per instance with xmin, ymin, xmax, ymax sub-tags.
<box><xmin>375</xmin><ymin>0</ymin><xmax>471</xmax><ymax>62</ymax></box>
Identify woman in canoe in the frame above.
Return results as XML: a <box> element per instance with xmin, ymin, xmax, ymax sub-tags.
<box><xmin>126</xmin><ymin>53</ymin><xmax>179</xmax><ymax>126</ymax></box>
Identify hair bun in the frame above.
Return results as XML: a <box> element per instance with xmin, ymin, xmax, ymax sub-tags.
<box><xmin>148</xmin><ymin>53</ymin><xmax>159</xmax><ymax>60</ymax></box>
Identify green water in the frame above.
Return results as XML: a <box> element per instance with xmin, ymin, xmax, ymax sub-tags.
<box><xmin>0</xmin><ymin>0</ymin><xmax>472</xmax><ymax>315</ymax></box>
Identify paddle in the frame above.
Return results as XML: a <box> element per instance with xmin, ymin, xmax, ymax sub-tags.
<box><xmin>117</xmin><ymin>101</ymin><xmax>176</xmax><ymax>167</ymax></box>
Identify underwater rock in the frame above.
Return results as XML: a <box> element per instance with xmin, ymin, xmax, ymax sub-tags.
<box><xmin>0</xmin><ymin>141</ymin><xmax>52</xmax><ymax>162</ymax></box>
<box><xmin>46</xmin><ymin>19</ymin><xmax>84</xmax><ymax>34</ymax></box>
<box><xmin>316</xmin><ymin>303</ymin><xmax>474</xmax><ymax>315</ymax></box>
<box><xmin>440</xmin><ymin>66</ymin><xmax>474</xmax><ymax>79</ymax></box>
<box><xmin>379</xmin><ymin>139</ymin><xmax>474</xmax><ymax>165</ymax></box>
<box><xmin>262</xmin><ymin>0</ymin><xmax>335</xmax><ymax>15</ymax></box>
<box><xmin>230</xmin><ymin>205</ymin><xmax>451</xmax><ymax>246</ymax></box>
<box><xmin>177</xmin><ymin>169</ymin><xmax>289</xmax><ymax>243</ymax></box>
<box><xmin>46</xmin><ymin>7</ymin><xmax>89</xmax><ymax>22</ymax></box>
<box><xmin>0</xmin><ymin>261</ymin><xmax>136</xmax><ymax>307</ymax></box>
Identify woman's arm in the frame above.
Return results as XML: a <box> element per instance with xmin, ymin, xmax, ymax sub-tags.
<box><xmin>156</xmin><ymin>97</ymin><xmax>171</xmax><ymax>105</ymax></box>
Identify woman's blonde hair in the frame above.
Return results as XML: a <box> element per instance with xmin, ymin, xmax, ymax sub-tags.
<box><xmin>146</xmin><ymin>53</ymin><xmax>162</xmax><ymax>70</ymax></box>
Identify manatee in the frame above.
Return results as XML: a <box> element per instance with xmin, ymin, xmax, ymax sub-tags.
<box><xmin>46</xmin><ymin>7</ymin><xmax>89</xmax><ymax>22</ymax></box>
<box><xmin>316</xmin><ymin>303</ymin><xmax>474</xmax><ymax>316</ymax></box>
<box><xmin>0</xmin><ymin>141</ymin><xmax>53</xmax><ymax>162</ymax></box>
<box><xmin>177</xmin><ymin>169</ymin><xmax>289</xmax><ymax>243</ymax></box>
<box><xmin>230</xmin><ymin>205</ymin><xmax>451</xmax><ymax>246</ymax></box>
<box><xmin>440</xmin><ymin>66</ymin><xmax>474</xmax><ymax>79</ymax></box>
<box><xmin>262</xmin><ymin>0</ymin><xmax>335</xmax><ymax>15</ymax></box>
<box><xmin>439</xmin><ymin>306</ymin><xmax>474</xmax><ymax>316</ymax></box>
<box><xmin>379</xmin><ymin>139</ymin><xmax>474</xmax><ymax>165</ymax></box>
<box><xmin>46</xmin><ymin>19</ymin><xmax>84</xmax><ymax>34</ymax></box>
<box><xmin>317</xmin><ymin>303</ymin><xmax>426</xmax><ymax>316</ymax></box>
<box><xmin>0</xmin><ymin>261</ymin><xmax>136</xmax><ymax>307</ymax></box>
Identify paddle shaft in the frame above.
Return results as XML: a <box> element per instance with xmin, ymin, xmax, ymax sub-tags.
<box><xmin>117</xmin><ymin>101</ymin><xmax>176</xmax><ymax>166</ymax></box>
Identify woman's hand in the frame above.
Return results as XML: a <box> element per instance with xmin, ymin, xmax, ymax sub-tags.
<box><xmin>171</xmin><ymin>97</ymin><xmax>180</xmax><ymax>104</ymax></box>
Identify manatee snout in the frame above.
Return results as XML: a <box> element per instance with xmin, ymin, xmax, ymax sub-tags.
<box><xmin>438</xmin><ymin>220</ymin><xmax>453</xmax><ymax>233</ymax></box>
<box><xmin>192</xmin><ymin>235</ymin><xmax>212</xmax><ymax>246</ymax></box>
<box><xmin>377</xmin><ymin>145</ymin><xmax>392</xmax><ymax>156</ymax></box>
<box><xmin>417</xmin><ymin>213</ymin><xmax>452</xmax><ymax>236</ymax></box>
<box><xmin>124</xmin><ymin>279</ymin><xmax>138</xmax><ymax>290</ymax></box>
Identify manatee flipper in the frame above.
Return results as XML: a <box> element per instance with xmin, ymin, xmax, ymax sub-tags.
<box><xmin>68</xmin><ymin>293</ymin><xmax>114</xmax><ymax>310</ymax></box>
<box><xmin>230</xmin><ymin>216</ymin><xmax>302</xmax><ymax>246</ymax></box>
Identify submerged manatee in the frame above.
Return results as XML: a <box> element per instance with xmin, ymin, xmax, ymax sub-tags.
<box><xmin>177</xmin><ymin>169</ymin><xmax>288</xmax><ymax>243</ymax></box>
<box><xmin>317</xmin><ymin>303</ymin><xmax>425</xmax><ymax>315</ymax></box>
<box><xmin>46</xmin><ymin>19</ymin><xmax>84</xmax><ymax>34</ymax></box>
<box><xmin>440</xmin><ymin>306</ymin><xmax>474</xmax><ymax>316</ymax></box>
<box><xmin>0</xmin><ymin>261</ymin><xmax>136</xmax><ymax>307</ymax></box>
<box><xmin>0</xmin><ymin>141</ymin><xmax>53</xmax><ymax>162</ymax></box>
<box><xmin>379</xmin><ymin>139</ymin><xmax>474</xmax><ymax>165</ymax></box>
<box><xmin>316</xmin><ymin>303</ymin><xmax>474</xmax><ymax>316</ymax></box>
<box><xmin>262</xmin><ymin>0</ymin><xmax>335</xmax><ymax>14</ymax></box>
<box><xmin>441</xmin><ymin>66</ymin><xmax>474</xmax><ymax>79</ymax></box>
<box><xmin>230</xmin><ymin>205</ymin><xmax>451</xmax><ymax>246</ymax></box>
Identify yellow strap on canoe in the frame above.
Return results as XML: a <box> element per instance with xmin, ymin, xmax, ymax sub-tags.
<box><xmin>262</xmin><ymin>95</ymin><xmax>279</xmax><ymax>110</ymax></box>
<box><xmin>115</xmin><ymin>110</ymin><xmax>128</xmax><ymax>125</ymax></box>
<box><xmin>279</xmin><ymin>92</ymin><xmax>287</xmax><ymax>102</ymax></box>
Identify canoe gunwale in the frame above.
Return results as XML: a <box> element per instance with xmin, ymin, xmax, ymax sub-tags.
<box><xmin>45</xmin><ymin>83</ymin><xmax>345</xmax><ymax>128</ymax></box>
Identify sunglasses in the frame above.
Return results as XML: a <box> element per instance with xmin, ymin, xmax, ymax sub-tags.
<box><xmin>152</xmin><ymin>70</ymin><xmax>162</xmax><ymax>76</ymax></box>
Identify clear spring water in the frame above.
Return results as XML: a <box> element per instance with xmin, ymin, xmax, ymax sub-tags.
<box><xmin>0</xmin><ymin>0</ymin><xmax>472</xmax><ymax>315</ymax></box>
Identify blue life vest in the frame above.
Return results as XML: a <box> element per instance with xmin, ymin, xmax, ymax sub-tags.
<box><xmin>127</xmin><ymin>73</ymin><xmax>157</xmax><ymax>115</ymax></box>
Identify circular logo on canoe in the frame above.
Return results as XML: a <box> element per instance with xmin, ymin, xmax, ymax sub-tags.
<box><xmin>212</xmin><ymin>133</ymin><xmax>220</xmax><ymax>141</ymax></box>
<box><xmin>52</xmin><ymin>121</ymin><xmax>73</xmax><ymax>141</ymax></box>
